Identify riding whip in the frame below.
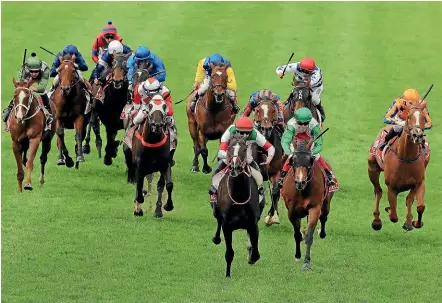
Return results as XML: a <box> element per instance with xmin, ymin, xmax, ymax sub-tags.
<box><xmin>39</xmin><ymin>46</ymin><xmax>57</xmax><ymax>57</ymax></box>
<box><xmin>421</xmin><ymin>84</ymin><xmax>434</xmax><ymax>101</ymax></box>
<box><xmin>280</xmin><ymin>52</ymin><xmax>294</xmax><ymax>79</ymax></box>
<box><xmin>175</xmin><ymin>89</ymin><xmax>196</xmax><ymax>105</ymax></box>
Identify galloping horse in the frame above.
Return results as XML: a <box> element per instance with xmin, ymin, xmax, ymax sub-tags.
<box><xmin>281</xmin><ymin>136</ymin><xmax>334</xmax><ymax>270</ymax></box>
<box><xmin>93</xmin><ymin>53</ymin><xmax>130</xmax><ymax>166</ymax></box>
<box><xmin>283</xmin><ymin>82</ymin><xmax>321</xmax><ymax>125</ymax></box>
<box><xmin>51</xmin><ymin>54</ymin><xmax>90</xmax><ymax>169</ymax></box>
<box><xmin>368</xmin><ymin>104</ymin><xmax>430</xmax><ymax>231</ymax></box>
<box><xmin>212</xmin><ymin>134</ymin><xmax>262</xmax><ymax>277</ymax></box>
<box><xmin>123</xmin><ymin>95</ymin><xmax>174</xmax><ymax>218</ymax></box>
<box><xmin>186</xmin><ymin>63</ymin><xmax>236</xmax><ymax>173</ymax></box>
<box><xmin>249</xmin><ymin>100</ymin><xmax>284</xmax><ymax>226</ymax></box>
<box><xmin>9</xmin><ymin>79</ymin><xmax>56</xmax><ymax>192</ymax></box>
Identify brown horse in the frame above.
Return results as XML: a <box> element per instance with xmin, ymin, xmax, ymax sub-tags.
<box><xmin>368</xmin><ymin>104</ymin><xmax>430</xmax><ymax>231</ymax></box>
<box><xmin>186</xmin><ymin>64</ymin><xmax>236</xmax><ymax>174</ymax></box>
<box><xmin>283</xmin><ymin>82</ymin><xmax>321</xmax><ymax>125</ymax></box>
<box><xmin>51</xmin><ymin>54</ymin><xmax>90</xmax><ymax>169</ymax></box>
<box><xmin>281</xmin><ymin>136</ymin><xmax>334</xmax><ymax>270</ymax></box>
<box><xmin>248</xmin><ymin>100</ymin><xmax>284</xmax><ymax>226</ymax></box>
<box><xmin>9</xmin><ymin>79</ymin><xmax>56</xmax><ymax>192</ymax></box>
<box><xmin>212</xmin><ymin>133</ymin><xmax>262</xmax><ymax>277</ymax></box>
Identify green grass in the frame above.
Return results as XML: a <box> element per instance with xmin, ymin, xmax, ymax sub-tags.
<box><xmin>2</xmin><ymin>2</ymin><xmax>442</xmax><ymax>302</ymax></box>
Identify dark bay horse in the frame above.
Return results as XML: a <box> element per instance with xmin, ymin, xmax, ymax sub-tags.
<box><xmin>212</xmin><ymin>134</ymin><xmax>262</xmax><ymax>277</ymax></box>
<box><xmin>368</xmin><ymin>104</ymin><xmax>430</xmax><ymax>231</ymax></box>
<box><xmin>283</xmin><ymin>82</ymin><xmax>321</xmax><ymax>125</ymax></box>
<box><xmin>124</xmin><ymin>96</ymin><xmax>174</xmax><ymax>218</ymax></box>
<box><xmin>248</xmin><ymin>100</ymin><xmax>284</xmax><ymax>226</ymax></box>
<box><xmin>186</xmin><ymin>63</ymin><xmax>236</xmax><ymax>174</ymax></box>
<box><xmin>93</xmin><ymin>53</ymin><xmax>129</xmax><ymax>166</ymax></box>
<box><xmin>281</xmin><ymin>137</ymin><xmax>334</xmax><ymax>270</ymax></box>
<box><xmin>51</xmin><ymin>54</ymin><xmax>90</xmax><ymax>169</ymax></box>
<box><xmin>9</xmin><ymin>79</ymin><xmax>56</xmax><ymax>191</ymax></box>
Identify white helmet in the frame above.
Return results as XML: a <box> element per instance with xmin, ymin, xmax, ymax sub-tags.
<box><xmin>108</xmin><ymin>40</ymin><xmax>123</xmax><ymax>55</ymax></box>
<box><xmin>140</xmin><ymin>77</ymin><xmax>162</xmax><ymax>96</ymax></box>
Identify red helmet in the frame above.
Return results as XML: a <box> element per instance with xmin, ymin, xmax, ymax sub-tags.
<box><xmin>300</xmin><ymin>57</ymin><xmax>316</xmax><ymax>72</ymax></box>
<box><xmin>235</xmin><ymin>116</ymin><xmax>254</xmax><ymax>132</ymax></box>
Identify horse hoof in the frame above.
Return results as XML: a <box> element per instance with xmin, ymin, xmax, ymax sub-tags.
<box><xmin>65</xmin><ymin>158</ymin><xmax>75</xmax><ymax>168</ymax></box>
<box><xmin>190</xmin><ymin>166</ymin><xmax>199</xmax><ymax>173</ymax></box>
<box><xmin>248</xmin><ymin>251</ymin><xmax>260</xmax><ymax>265</ymax></box>
<box><xmin>170</xmin><ymin>159</ymin><xmax>175</xmax><ymax>167</ymax></box>
<box><xmin>154</xmin><ymin>210</ymin><xmax>163</xmax><ymax>218</ymax></box>
<box><xmin>371</xmin><ymin>220</ymin><xmax>383</xmax><ymax>231</ymax></box>
<box><xmin>97</xmin><ymin>148</ymin><xmax>102</xmax><ymax>158</ymax></box>
<box><xmin>142</xmin><ymin>190</ymin><xmax>148</xmax><ymax>197</ymax></box>
<box><xmin>412</xmin><ymin>221</ymin><xmax>424</xmax><ymax>229</ymax></box>
<box><xmin>302</xmin><ymin>262</ymin><xmax>312</xmax><ymax>271</ymax></box>
<box><xmin>104</xmin><ymin>156</ymin><xmax>112</xmax><ymax>166</ymax></box>
<box><xmin>264</xmin><ymin>216</ymin><xmax>272</xmax><ymax>226</ymax></box>
<box><xmin>202</xmin><ymin>166</ymin><xmax>212</xmax><ymax>174</ymax></box>
<box><xmin>163</xmin><ymin>203</ymin><xmax>174</xmax><ymax>212</ymax></box>
<box><xmin>57</xmin><ymin>159</ymin><xmax>66</xmax><ymax>166</ymax></box>
<box><xmin>402</xmin><ymin>223</ymin><xmax>414</xmax><ymax>231</ymax></box>
<box><xmin>77</xmin><ymin>155</ymin><xmax>85</xmax><ymax>162</ymax></box>
<box><xmin>271</xmin><ymin>215</ymin><xmax>280</xmax><ymax>224</ymax></box>
<box><xmin>83</xmin><ymin>145</ymin><xmax>90</xmax><ymax>154</ymax></box>
<box><xmin>24</xmin><ymin>184</ymin><xmax>33</xmax><ymax>191</ymax></box>
<box><xmin>212</xmin><ymin>237</ymin><xmax>221</xmax><ymax>245</ymax></box>
<box><xmin>134</xmin><ymin>209</ymin><xmax>144</xmax><ymax>217</ymax></box>
<box><xmin>319</xmin><ymin>230</ymin><xmax>326</xmax><ymax>239</ymax></box>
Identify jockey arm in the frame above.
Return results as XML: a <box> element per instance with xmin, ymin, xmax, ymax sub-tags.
<box><xmin>194</xmin><ymin>58</ymin><xmax>205</xmax><ymax>84</ymax></box>
<box><xmin>310</xmin><ymin>124</ymin><xmax>323</xmax><ymax>155</ymax></box>
<box><xmin>382</xmin><ymin>100</ymin><xmax>399</xmax><ymax>125</ymax></box>
<box><xmin>281</xmin><ymin>121</ymin><xmax>296</xmax><ymax>155</ymax></box>
<box><xmin>91</xmin><ymin>36</ymin><xmax>100</xmax><ymax>64</ymax></box>
<box><xmin>75</xmin><ymin>54</ymin><xmax>89</xmax><ymax>72</ymax></box>
<box><xmin>49</xmin><ymin>55</ymin><xmax>61</xmax><ymax>77</ymax></box>
<box><xmin>422</xmin><ymin>108</ymin><xmax>432</xmax><ymax>129</ymax></box>
<box><xmin>123</xmin><ymin>44</ymin><xmax>132</xmax><ymax>55</ymax></box>
<box><xmin>161</xmin><ymin>87</ymin><xmax>174</xmax><ymax>116</ymax></box>
<box><xmin>241</xmin><ymin>102</ymin><xmax>254</xmax><ymax>118</ymax></box>
<box><xmin>93</xmin><ymin>52</ymin><xmax>111</xmax><ymax>80</ymax></box>
<box><xmin>310</xmin><ymin>69</ymin><xmax>323</xmax><ymax>89</ymax></box>
<box><xmin>226</xmin><ymin>67</ymin><xmax>237</xmax><ymax>91</ymax></box>
<box><xmin>254</xmin><ymin>129</ymin><xmax>275</xmax><ymax>163</ymax></box>
<box><xmin>126</xmin><ymin>55</ymin><xmax>136</xmax><ymax>84</ymax></box>
<box><xmin>275</xmin><ymin>63</ymin><xmax>298</xmax><ymax>77</ymax></box>
<box><xmin>150</xmin><ymin>54</ymin><xmax>166</xmax><ymax>83</ymax></box>
<box><xmin>217</xmin><ymin>125</ymin><xmax>235</xmax><ymax>159</ymax></box>
<box><xmin>36</xmin><ymin>67</ymin><xmax>50</xmax><ymax>94</ymax></box>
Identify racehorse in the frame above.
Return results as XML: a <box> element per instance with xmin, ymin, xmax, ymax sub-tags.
<box><xmin>93</xmin><ymin>53</ymin><xmax>130</xmax><ymax>166</ymax></box>
<box><xmin>368</xmin><ymin>104</ymin><xmax>430</xmax><ymax>231</ymax></box>
<box><xmin>123</xmin><ymin>96</ymin><xmax>174</xmax><ymax>218</ymax></box>
<box><xmin>249</xmin><ymin>100</ymin><xmax>284</xmax><ymax>226</ymax></box>
<box><xmin>51</xmin><ymin>54</ymin><xmax>90</xmax><ymax>169</ymax></box>
<box><xmin>186</xmin><ymin>63</ymin><xmax>236</xmax><ymax>174</ymax></box>
<box><xmin>9</xmin><ymin>79</ymin><xmax>56</xmax><ymax>192</ymax></box>
<box><xmin>281</xmin><ymin>136</ymin><xmax>334</xmax><ymax>270</ymax></box>
<box><xmin>283</xmin><ymin>82</ymin><xmax>321</xmax><ymax>125</ymax></box>
<box><xmin>212</xmin><ymin>133</ymin><xmax>262</xmax><ymax>277</ymax></box>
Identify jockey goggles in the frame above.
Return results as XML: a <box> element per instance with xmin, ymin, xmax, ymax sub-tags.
<box><xmin>300</xmin><ymin>68</ymin><xmax>313</xmax><ymax>75</ymax></box>
<box><xmin>238</xmin><ymin>130</ymin><xmax>251</xmax><ymax>136</ymax></box>
<box><xmin>104</xmin><ymin>34</ymin><xmax>115</xmax><ymax>40</ymax></box>
<box><xmin>298</xmin><ymin>121</ymin><xmax>309</xmax><ymax>126</ymax></box>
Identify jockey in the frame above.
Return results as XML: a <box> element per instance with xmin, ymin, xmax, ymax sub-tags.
<box><xmin>208</xmin><ymin>116</ymin><xmax>275</xmax><ymax>205</ymax></box>
<box><xmin>379</xmin><ymin>88</ymin><xmax>432</xmax><ymax>150</ymax></box>
<box><xmin>48</xmin><ymin>45</ymin><xmax>89</xmax><ymax>97</ymax></box>
<box><xmin>276</xmin><ymin>57</ymin><xmax>326</xmax><ymax>122</ymax></box>
<box><xmin>277</xmin><ymin>107</ymin><xmax>335</xmax><ymax>188</ymax></box>
<box><xmin>190</xmin><ymin>53</ymin><xmax>240</xmax><ymax>114</ymax></box>
<box><xmin>242</xmin><ymin>89</ymin><xmax>285</xmax><ymax>134</ymax></box>
<box><xmin>132</xmin><ymin>77</ymin><xmax>177</xmax><ymax>164</ymax></box>
<box><xmin>92</xmin><ymin>40</ymin><xmax>132</xmax><ymax>84</ymax></box>
<box><xmin>127</xmin><ymin>46</ymin><xmax>166</xmax><ymax>90</ymax></box>
<box><xmin>2</xmin><ymin>52</ymin><xmax>53</xmax><ymax>129</ymax></box>
<box><xmin>91</xmin><ymin>21</ymin><xmax>123</xmax><ymax>64</ymax></box>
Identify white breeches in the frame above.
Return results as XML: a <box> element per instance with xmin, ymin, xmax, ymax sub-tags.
<box><xmin>393</xmin><ymin>125</ymin><xmax>403</xmax><ymax>132</ymax></box>
<box><xmin>311</xmin><ymin>84</ymin><xmax>323</xmax><ymax>106</ymax></box>
<box><xmin>211</xmin><ymin>160</ymin><xmax>264</xmax><ymax>191</ymax></box>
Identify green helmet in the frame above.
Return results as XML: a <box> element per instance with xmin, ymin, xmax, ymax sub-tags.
<box><xmin>294</xmin><ymin>107</ymin><xmax>312</xmax><ymax>123</ymax></box>
<box><xmin>26</xmin><ymin>53</ymin><xmax>42</xmax><ymax>71</ymax></box>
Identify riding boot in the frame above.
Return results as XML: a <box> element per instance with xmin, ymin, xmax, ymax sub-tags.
<box><xmin>316</xmin><ymin>101</ymin><xmax>326</xmax><ymax>122</ymax></box>
<box><xmin>2</xmin><ymin>99</ymin><xmax>14</xmax><ymax>122</ymax></box>
<box><xmin>378</xmin><ymin>127</ymin><xmax>401</xmax><ymax>150</ymax></box>
<box><xmin>324</xmin><ymin>168</ymin><xmax>336</xmax><ymax>186</ymax></box>
<box><xmin>190</xmin><ymin>93</ymin><xmax>199</xmax><ymax>113</ymax></box>
<box><xmin>277</xmin><ymin>170</ymin><xmax>288</xmax><ymax>188</ymax></box>
<box><xmin>40</xmin><ymin>94</ymin><xmax>54</xmax><ymax>130</ymax></box>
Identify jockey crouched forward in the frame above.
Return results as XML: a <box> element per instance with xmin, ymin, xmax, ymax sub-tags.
<box><xmin>132</xmin><ymin>77</ymin><xmax>177</xmax><ymax>165</ymax></box>
<box><xmin>209</xmin><ymin>116</ymin><xmax>275</xmax><ymax>208</ymax></box>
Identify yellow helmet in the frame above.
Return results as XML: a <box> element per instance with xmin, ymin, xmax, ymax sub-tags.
<box><xmin>402</xmin><ymin>88</ymin><xmax>420</xmax><ymax>102</ymax></box>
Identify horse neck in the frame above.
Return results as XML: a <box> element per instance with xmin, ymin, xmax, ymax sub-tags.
<box><xmin>228</xmin><ymin>172</ymin><xmax>250</xmax><ymax>202</ymax></box>
<box><xmin>395</xmin><ymin>128</ymin><xmax>420</xmax><ymax>159</ymax></box>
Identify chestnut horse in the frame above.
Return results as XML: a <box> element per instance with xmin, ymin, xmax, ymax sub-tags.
<box><xmin>51</xmin><ymin>54</ymin><xmax>90</xmax><ymax>169</ymax></box>
<box><xmin>9</xmin><ymin>79</ymin><xmax>56</xmax><ymax>191</ymax></box>
<box><xmin>281</xmin><ymin>136</ymin><xmax>334</xmax><ymax>270</ymax></box>
<box><xmin>123</xmin><ymin>96</ymin><xmax>174</xmax><ymax>218</ymax></box>
<box><xmin>186</xmin><ymin>64</ymin><xmax>236</xmax><ymax>174</ymax></box>
<box><xmin>212</xmin><ymin>134</ymin><xmax>262</xmax><ymax>277</ymax></box>
<box><xmin>248</xmin><ymin>100</ymin><xmax>284</xmax><ymax>226</ymax></box>
<box><xmin>368</xmin><ymin>104</ymin><xmax>430</xmax><ymax>231</ymax></box>
<box><xmin>283</xmin><ymin>82</ymin><xmax>321</xmax><ymax>125</ymax></box>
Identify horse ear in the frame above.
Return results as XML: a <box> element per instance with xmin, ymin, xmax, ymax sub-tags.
<box><xmin>71</xmin><ymin>54</ymin><xmax>76</xmax><ymax>61</ymax></box>
<box><xmin>12</xmin><ymin>77</ymin><xmax>18</xmax><ymax>87</ymax></box>
<box><xmin>58</xmin><ymin>56</ymin><xmax>63</xmax><ymax>62</ymax></box>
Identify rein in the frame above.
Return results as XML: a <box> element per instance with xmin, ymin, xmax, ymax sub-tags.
<box><xmin>13</xmin><ymin>87</ymin><xmax>41</xmax><ymax>121</ymax></box>
<box><xmin>225</xmin><ymin>154</ymin><xmax>252</xmax><ymax>205</ymax></box>
<box><xmin>134</xmin><ymin>110</ymin><xmax>168</xmax><ymax>148</ymax></box>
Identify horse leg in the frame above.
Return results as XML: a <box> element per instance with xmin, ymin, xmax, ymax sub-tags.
<box><xmin>212</xmin><ymin>216</ymin><xmax>222</xmax><ymax>245</ymax></box>
<box><xmin>319</xmin><ymin>197</ymin><xmax>331</xmax><ymax>238</ymax></box>
<box><xmin>83</xmin><ymin>122</ymin><xmax>92</xmax><ymax>155</ymax></box>
<box><xmin>56</xmin><ymin>122</ymin><xmax>74</xmax><ymax>168</ymax></box>
<box><xmin>385</xmin><ymin>187</ymin><xmax>399</xmax><ymax>223</ymax></box>
<box><xmin>23</xmin><ymin>136</ymin><xmax>41</xmax><ymax>191</ymax></box>
<box><xmin>92</xmin><ymin>116</ymin><xmax>102</xmax><ymax>158</ymax></box>
<box><xmin>20</xmin><ymin>139</ymin><xmax>29</xmax><ymax>166</ymax></box>
<box><xmin>291</xmin><ymin>216</ymin><xmax>303</xmax><ymax>261</ymax></box>
<box><xmin>74</xmin><ymin>116</ymin><xmax>85</xmax><ymax>164</ymax></box>
<box><xmin>412</xmin><ymin>182</ymin><xmax>425</xmax><ymax>228</ymax></box>
<box><xmin>147</xmin><ymin>174</ymin><xmax>154</xmax><ymax>194</ymax></box>
<box><xmin>103</xmin><ymin>127</ymin><xmax>113</xmax><ymax>166</ymax></box>
<box><xmin>163</xmin><ymin>165</ymin><xmax>174</xmax><ymax>212</ymax></box>
<box><xmin>133</xmin><ymin>158</ymin><xmax>145</xmax><ymax>216</ymax></box>
<box><xmin>265</xmin><ymin>175</ymin><xmax>281</xmax><ymax>226</ymax></box>
<box><xmin>222</xmin><ymin>224</ymin><xmax>234</xmax><ymax>278</ymax></box>
<box><xmin>12</xmin><ymin>140</ymin><xmax>25</xmax><ymax>192</ymax></box>
<box><xmin>188</xmin><ymin>119</ymin><xmax>200</xmax><ymax>172</ymax></box>
<box><xmin>303</xmin><ymin>206</ymin><xmax>320</xmax><ymax>270</ymax></box>
<box><xmin>368</xmin><ymin>160</ymin><xmax>383</xmax><ymax>230</ymax></box>
<box><xmin>199</xmin><ymin>132</ymin><xmax>211</xmax><ymax>174</ymax></box>
<box><xmin>247</xmin><ymin>222</ymin><xmax>260</xmax><ymax>265</ymax></box>
<box><xmin>39</xmin><ymin>134</ymin><xmax>52</xmax><ymax>185</ymax></box>
<box><xmin>154</xmin><ymin>173</ymin><xmax>165</xmax><ymax>218</ymax></box>
<box><xmin>402</xmin><ymin>189</ymin><xmax>416</xmax><ymax>231</ymax></box>
<box><xmin>123</xmin><ymin>144</ymin><xmax>135</xmax><ymax>184</ymax></box>
<box><xmin>56</xmin><ymin>133</ymin><xmax>65</xmax><ymax>166</ymax></box>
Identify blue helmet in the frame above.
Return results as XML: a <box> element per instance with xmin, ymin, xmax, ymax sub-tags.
<box><xmin>135</xmin><ymin>46</ymin><xmax>151</xmax><ymax>62</ymax></box>
<box><xmin>63</xmin><ymin>45</ymin><xmax>79</xmax><ymax>56</ymax></box>
<box><xmin>207</xmin><ymin>53</ymin><xmax>229</xmax><ymax>67</ymax></box>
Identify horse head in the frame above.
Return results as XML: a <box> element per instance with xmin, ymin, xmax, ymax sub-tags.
<box><xmin>404</xmin><ymin>105</ymin><xmax>425</xmax><ymax>145</ymax></box>
<box><xmin>291</xmin><ymin>137</ymin><xmax>315</xmax><ymax>191</ymax></box>
<box><xmin>57</xmin><ymin>54</ymin><xmax>78</xmax><ymax>96</ymax></box>
<box><xmin>254</xmin><ymin>100</ymin><xmax>278</xmax><ymax>139</ymax></box>
<box><xmin>227</xmin><ymin>133</ymin><xmax>249</xmax><ymax>178</ymax></box>
<box><xmin>132</xmin><ymin>60</ymin><xmax>153</xmax><ymax>86</ymax></box>
<box><xmin>145</xmin><ymin>95</ymin><xmax>168</xmax><ymax>134</ymax></box>
<box><xmin>209</xmin><ymin>63</ymin><xmax>228</xmax><ymax>103</ymax></box>
<box><xmin>111</xmin><ymin>53</ymin><xmax>128</xmax><ymax>89</ymax></box>
<box><xmin>12</xmin><ymin>78</ymin><xmax>35</xmax><ymax>124</ymax></box>
<box><xmin>292</xmin><ymin>82</ymin><xmax>312</xmax><ymax>112</ymax></box>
